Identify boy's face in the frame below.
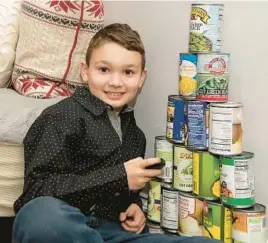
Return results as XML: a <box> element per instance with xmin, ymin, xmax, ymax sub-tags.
<box><xmin>81</xmin><ymin>42</ymin><xmax>146</xmax><ymax>112</ymax></box>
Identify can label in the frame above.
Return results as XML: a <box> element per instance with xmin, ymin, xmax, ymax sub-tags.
<box><xmin>185</xmin><ymin>101</ymin><xmax>209</xmax><ymax>149</ymax></box>
<box><xmin>193</xmin><ymin>151</ymin><xmax>220</xmax><ymax>199</ymax></box>
<box><xmin>203</xmin><ymin>202</ymin><xmax>232</xmax><ymax>242</ymax></box>
<box><xmin>161</xmin><ymin>187</ymin><xmax>179</xmax><ymax>232</ymax></box>
<box><xmin>179</xmin><ymin>53</ymin><xmax>198</xmax><ymax>97</ymax></box>
<box><xmin>232</xmin><ymin>210</ymin><xmax>267</xmax><ymax>242</ymax></box>
<box><xmin>178</xmin><ymin>193</ymin><xmax>203</xmax><ymax>236</ymax></box>
<box><xmin>209</xmin><ymin>105</ymin><xmax>243</xmax><ymax>155</ymax></box>
<box><xmin>189</xmin><ymin>4</ymin><xmax>223</xmax><ymax>53</ymax></box>
<box><xmin>166</xmin><ymin>96</ymin><xmax>185</xmax><ymax>143</ymax></box>
<box><xmin>154</xmin><ymin>137</ymin><xmax>173</xmax><ymax>182</ymax></box>
<box><xmin>221</xmin><ymin>155</ymin><xmax>255</xmax><ymax>208</ymax></box>
<box><xmin>147</xmin><ymin>180</ymin><xmax>161</xmax><ymax>223</ymax></box>
<box><xmin>173</xmin><ymin>146</ymin><xmax>193</xmax><ymax>192</ymax></box>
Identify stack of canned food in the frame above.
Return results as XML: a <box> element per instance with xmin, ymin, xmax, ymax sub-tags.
<box><xmin>144</xmin><ymin>3</ymin><xmax>267</xmax><ymax>243</ymax></box>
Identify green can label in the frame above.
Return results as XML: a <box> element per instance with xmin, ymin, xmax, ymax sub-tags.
<box><xmin>203</xmin><ymin>202</ymin><xmax>232</xmax><ymax>242</ymax></box>
<box><xmin>193</xmin><ymin>151</ymin><xmax>220</xmax><ymax>200</ymax></box>
<box><xmin>221</xmin><ymin>153</ymin><xmax>255</xmax><ymax>208</ymax></box>
<box><xmin>173</xmin><ymin>146</ymin><xmax>193</xmax><ymax>192</ymax></box>
<box><xmin>147</xmin><ymin>180</ymin><xmax>161</xmax><ymax>223</ymax></box>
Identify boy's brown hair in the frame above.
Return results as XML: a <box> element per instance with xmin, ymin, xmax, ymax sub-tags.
<box><xmin>85</xmin><ymin>23</ymin><xmax>146</xmax><ymax>70</ymax></box>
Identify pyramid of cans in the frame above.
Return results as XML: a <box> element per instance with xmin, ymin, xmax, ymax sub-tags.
<box><xmin>142</xmin><ymin>3</ymin><xmax>267</xmax><ymax>243</ymax></box>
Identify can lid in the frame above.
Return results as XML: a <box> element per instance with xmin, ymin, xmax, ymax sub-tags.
<box><xmin>161</xmin><ymin>182</ymin><xmax>173</xmax><ymax>189</ymax></box>
<box><xmin>191</xmin><ymin>3</ymin><xmax>224</xmax><ymax>6</ymax></box>
<box><xmin>210</xmin><ymin>102</ymin><xmax>243</xmax><ymax>108</ymax></box>
<box><xmin>155</xmin><ymin>135</ymin><xmax>167</xmax><ymax>141</ymax></box>
<box><xmin>196</xmin><ymin>53</ymin><xmax>231</xmax><ymax>56</ymax></box>
<box><xmin>179</xmin><ymin>53</ymin><xmax>197</xmax><ymax>56</ymax></box>
<box><xmin>178</xmin><ymin>191</ymin><xmax>197</xmax><ymax>198</ymax></box>
<box><xmin>234</xmin><ymin>203</ymin><xmax>266</xmax><ymax>213</ymax></box>
<box><xmin>168</xmin><ymin>95</ymin><xmax>183</xmax><ymax>100</ymax></box>
<box><xmin>222</xmin><ymin>151</ymin><xmax>254</xmax><ymax>159</ymax></box>
<box><xmin>204</xmin><ymin>200</ymin><xmax>222</xmax><ymax>206</ymax></box>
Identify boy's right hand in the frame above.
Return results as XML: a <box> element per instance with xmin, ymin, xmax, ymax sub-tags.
<box><xmin>124</xmin><ymin>157</ymin><xmax>162</xmax><ymax>190</ymax></box>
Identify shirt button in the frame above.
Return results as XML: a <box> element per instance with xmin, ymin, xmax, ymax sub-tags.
<box><xmin>115</xmin><ymin>192</ymin><xmax>120</xmax><ymax>196</ymax></box>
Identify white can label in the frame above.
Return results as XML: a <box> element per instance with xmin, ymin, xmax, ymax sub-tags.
<box><xmin>161</xmin><ymin>189</ymin><xmax>179</xmax><ymax>230</ymax></box>
<box><xmin>209</xmin><ymin>106</ymin><xmax>243</xmax><ymax>155</ymax></box>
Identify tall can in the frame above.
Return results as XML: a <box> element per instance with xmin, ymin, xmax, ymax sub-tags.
<box><xmin>193</xmin><ymin>150</ymin><xmax>221</xmax><ymax>200</ymax></box>
<box><xmin>196</xmin><ymin>53</ymin><xmax>230</xmax><ymax>102</ymax></box>
<box><xmin>173</xmin><ymin>145</ymin><xmax>193</xmax><ymax>192</ymax></box>
<box><xmin>221</xmin><ymin>152</ymin><xmax>255</xmax><ymax>208</ymax></box>
<box><xmin>178</xmin><ymin>192</ymin><xmax>203</xmax><ymax>236</ymax></box>
<box><xmin>166</xmin><ymin>95</ymin><xmax>185</xmax><ymax>143</ymax></box>
<box><xmin>203</xmin><ymin>201</ymin><xmax>232</xmax><ymax>243</ymax></box>
<box><xmin>209</xmin><ymin>102</ymin><xmax>243</xmax><ymax>155</ymax></box>
<box><xmin>147</xmin><ymin>179</ymin><xmax>161</xmax><ymax>223</ymax></box>
<box><xmin>160</xmin><ymin>183</ymin><xmax>179</xmax><ymax>234</ymax></box>
<box><xmin>179</xmin><ymin>53</ymin><xmax>198</xmax><ymax>98</ymax></box>
<box><xmin>232</xmin><ymin>204</ymin><xmax>267</xmax><ymax>243</ymax></box>
<box><xmin>154</xmin><ymin>136</ymin><xmax>173</xmax><ymax>183</ymax></box>
<box><xmin>184</xmin><ymin>100</ymin><xmax>209</xmax><ymax>150</ymax></box>
<box><xmin>189</xmin><ymin>4</ymin><xmax>224</xmax><ymax>53</ymax></box>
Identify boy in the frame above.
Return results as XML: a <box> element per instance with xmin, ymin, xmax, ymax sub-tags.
<box><xmin>12</xmin><ymin>23</ymin><xmax>220</xmax><ymax>243</ymax></box>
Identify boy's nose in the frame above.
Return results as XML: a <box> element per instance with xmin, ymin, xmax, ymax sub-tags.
<box><xmin>109</xmin><ymin>73</ymin><xmax>123</xmax><ymax>87</ymax></box>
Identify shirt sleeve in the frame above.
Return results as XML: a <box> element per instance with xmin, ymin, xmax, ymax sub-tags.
<box><xmin>23</xmin><ymin>113</ymin><xmax>129</xmax><ymax>207</ymax></box>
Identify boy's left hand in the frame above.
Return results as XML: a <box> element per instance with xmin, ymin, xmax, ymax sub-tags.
<box><xmin>119</xmin><ymin>203</ymin><xmax>146</xmax><ymax>234</ymax></box>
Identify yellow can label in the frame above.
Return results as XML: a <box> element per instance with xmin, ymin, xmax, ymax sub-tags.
<box><xmin>223</xmin><ymin>207</ymin><xmax>232</xmax><ymax>243</ymax></box>
<box><xmin>193</xmin><ymin>151</ymin><xmax>199</xmax><ymax>195</ymax></box>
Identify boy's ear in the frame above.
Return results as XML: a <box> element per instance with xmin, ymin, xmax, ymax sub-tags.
<box><xmin>139</xmin><ymin>68</ymin><xmax>147</xmax><ymax>89</ymax></box>
<box><xmin>80</xmin><ymin>61</ymin><xmax>89</xmax><ymax>82</ymax></box>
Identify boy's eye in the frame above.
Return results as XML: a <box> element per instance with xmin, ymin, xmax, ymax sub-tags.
<box><xmin>99</xmin><ymin>67</ymin><xmax>109</xmax><ymax>73</ymax></box>
<box><xmin>124</xmin><ymin>69</ymin><xmax>134</xmax><ymax>75</ymax></box>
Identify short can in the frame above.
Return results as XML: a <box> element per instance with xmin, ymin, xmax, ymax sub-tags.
<box><xmin>173</xmin><ymin>145</ymin><xmax>193</xmax><ymax>192</ymax></box>
<box><xmin>193</xmin><ymin>150</ymin><xmax>221</xmax><ymax>200</ymax></box>
<box><xmin>147</xmin><ymin>220</ymin><xmax>164</xmax><ymax>234</ymax></box>
<box><xmin>166</xmin><ymin>95</ymin><xmax>185</xmax><ymax>143</ymax></box>
<box><xmin>179</xmin><ymin>53</ymin><xmax>198</xmax><ymax>98</ymax></box>
<box><xmin>221</xmin><ymin>152</ymin><xmax>255</xmax><ymax>208</ymax></box>
<box><xmin>189</xmin><ymin>4</ymin><xmax>224</xmax><ymax>53</ymax></box>
<box><xmin>178</xmin><ymin>191</ymin><xmax>203</xmax><ymax>236</ymax></box>
<box><xmin>232</xmin><ymin>204</ymin><xmax>267</xmax><ymax>243</ymax></box>
<box><xmin>203</xmin><ymin>201</ymin><xmax>232</xmax><ymax>243</ymax></box>
<box><xmin>147</xmin><ymin>179</ymin><xmax>162</xmax><ymax>223</ymax></box>
<box><xmin>209</xmin><ymin>102</ymin><xmax>243</xmax><ymax>155</ymax></box>
<box><xmin>154</xmin><ymin>136</ymin><xmax>173</xmax><ymax>183</ymax></box>
<box><xmin>196</xmin><ymin>53</ymin><xmax>230</xmax><ymax>102</ymax></box>
<box><xmin>160</xmin><ymin>182</ymin><xmax>179</xmax><ymax>234</ymax></box>
<box><xmin>184</xmin><ymin>100</ymin><xmax>209</xmax><ymax>150</ymax></box>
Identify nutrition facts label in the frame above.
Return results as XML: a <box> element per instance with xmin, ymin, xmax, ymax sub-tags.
<box><xmin>162</xmin><ymin>189</ymin><xmax>179</xmax><ymax>230</ymax></box>
<box><xmin>210</xmin><ymin>107</ymin><xmax>233</xmax><ymax>154</ymax></box>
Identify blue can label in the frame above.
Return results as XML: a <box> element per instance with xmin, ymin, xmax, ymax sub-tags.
<box><xmin>166</xmin><ymin>96</ymin><xmax>185</xmax><ymax>143</ymax></box>
<box><xmin>185</xmin><ymin>101</ymin><xmax>209</xmax><ymax>148</ymax></box>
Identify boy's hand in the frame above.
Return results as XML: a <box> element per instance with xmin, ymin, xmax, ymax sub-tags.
<box><xmin>120</xmin><ymin>203</ymin><xmax>146</xmax><ymax>234</ymax></box>
<box><xmin>124</xmin><ymin>157</ymin><xmax>162</xmax><ymax>190</ymax></box>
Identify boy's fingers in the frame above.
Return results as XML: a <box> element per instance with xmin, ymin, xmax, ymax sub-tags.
<box><xmin>142</xmin><ymin>169</ymin><xmax>162</xmax><ymax>178</ymax></box>
<box><xmin>119</xmin><ymin>212</ymin><xmax>127</xmax><ymax>222</ymax></box>
<box><xmin>140</xmin><ymin>158</ymin><xmax>160</xmax><ymax>168</ymax></box>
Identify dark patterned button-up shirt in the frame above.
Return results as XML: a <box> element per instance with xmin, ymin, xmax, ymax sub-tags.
<box><xmin>14</xmin><ymin>87</ymin><xmax>146</xmax><ymax>221</ymax></box>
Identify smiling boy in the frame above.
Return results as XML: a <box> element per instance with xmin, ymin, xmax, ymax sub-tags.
<box><xmin>12</xmin><ymin>23</ymin><xmax>221</xmax><ymax>243</ymax></box>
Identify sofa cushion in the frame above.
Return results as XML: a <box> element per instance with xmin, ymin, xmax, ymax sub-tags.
<box><xmin>0</xmin><ymin>1</ymin><xmax>21</xmax><ymax>88</ymax></box>
<box><xmin>12</xmin><ymin>0</ymin><xmax>104</xmax><ymax>98</ymax></box>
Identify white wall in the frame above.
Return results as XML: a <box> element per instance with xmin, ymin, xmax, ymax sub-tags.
<box><xmin>104</xmin><ymin>1</ymin><xmax>268</xmax><ymax>209</ymax></box>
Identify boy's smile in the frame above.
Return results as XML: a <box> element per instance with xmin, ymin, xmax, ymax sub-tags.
<box><xmin>81</xmin><ymin>42</ymin><xmax>147</xmax><ymax>111</ymax></box>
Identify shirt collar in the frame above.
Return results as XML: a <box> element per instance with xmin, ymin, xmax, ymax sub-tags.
<box><xmin>73</xmin><ymin>87</ymin><xmax>134</xmax><ymax>116</ymax></box>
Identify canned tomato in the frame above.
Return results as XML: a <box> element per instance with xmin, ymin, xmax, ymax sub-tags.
<box><xmin>221</xmin><ymin>152</ymin><xmax>255</xmax><ymax>208</ymax></box>
<box><xmin>166</xmin><ymin>95</ymin><xmax>185</xmax><ymax>143</ymax></box>
<box><xmin>196</xmin><ymin>53</ymin><xmax>230</xmax><ymax>102</ymax></box>
<box><xmin>232</xmin><ymin>204</ymin><xmax>267</xmax><ymax>243</ymax></box>
<box><xmin>178</xmin><ymin>192</ymin><xmax>203</xmax><ymax>236</ymax></box>
<box><xmin>179</xmin><ymin>53</ymin><xmax>198</xmax><ymax>98</ymax></box>
<box><xmin>209</xmin><ymin>102</ymin><xmax>243</xmax><ymax>155</ymax></box>
<box><xmin>154</xmin><ymin>136</ymin><xmax>173</xmax><ymax>183</ymax></box>
<box><xmin>193</xmin><ymin>150</ymin><xmax>220</xmax><ymax>200</ymax></box>
<box><xmin>173</xmin><ymin>145</ymin><xmax>193</xmax><ymax>192</ymax></box>
<box><xmin>189</xmin><ymin>4</ymin><xmax>224</xmax><ymax>53</ymax></box>
<box><xmin>160</xmin><ymin>183</ymin><xmax>179</xmax><ymax>234</ymax></box>
<box><xmin>203</xmin><ymin>201</ymin><xmax>232</xmax><ymax>243</ymax></box>
<box><xmin>147</xmin><ymin>179</ymin><xmax>161</xmax><ymax>223</ymax></box>
<box><xmin>184</xmin><ymin>100</ymin><xmax>209</xmax><ymax>150</ymax></box>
